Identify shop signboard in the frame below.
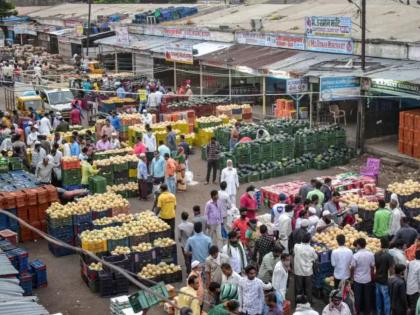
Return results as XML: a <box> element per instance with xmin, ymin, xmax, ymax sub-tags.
<box><xmin>320</xmin><ymin>76</ymin><xmax>360</xmax><ymax>101</ymax></box>
<box><xmin>165</xmin><ymin>42</ymin><xmax>193</xmax><ymax>64</ymax></box>
<box><xmin>144</xmin><ymin>26</ymin><xmax>211</xmax><ymax>40</ymax></box>
<box><xmin>14</xmin><ymin>24</ymin><xmax>37</xmax><ymax>36</ymax></box>
<box><xmin>370</xmin><ymin>79</ymin><xmax>420</xmax><ymax>96</ymax></box>
<box><xmin>115</xmin><ymin>25</ymin><xmax>130</xmax><ymax>46</ymax></box>
<box><xmin>235</xmin><ymin>31</ymin><xmax>305</xmax><ymax>50</ymax></box>
<box><xmin>286</xmin><ymin>78</ymin><xmax>308</xmax><ymax>94</ymax></box>
<box><xmin>306</xmin><ymin>37</ymin><xmax>354</xmax><ymax>54</ymax></box>
<box><xmin>305</xmin><ymin>16</ymin><xmax>352</xmax><ymax>38</ymax></box>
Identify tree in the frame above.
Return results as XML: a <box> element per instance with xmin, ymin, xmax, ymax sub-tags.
<box><xmin>0</xmin><ymin>0</ymin><xmax>17</xmax><ymax>19</ymax></box>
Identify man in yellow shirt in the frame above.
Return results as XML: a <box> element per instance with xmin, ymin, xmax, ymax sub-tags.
<box><xmin>176</xmin><ymin>275</ymin><xmax>201</xmax><ymax>315</ymax></box>
<box><xmin>156</xmin><ymin>183</ymin><xmax>176</xmax><ymax>238</ymax></box>
<box><xmin>81</xmin><ymin>157</ymin><xmax>99</xmax><ymax>187</ymax></box>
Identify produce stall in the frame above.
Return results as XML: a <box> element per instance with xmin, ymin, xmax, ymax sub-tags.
<box><xmin>160</xmin><ymin>96</ymin><xmax>229</xmax><ymax>115</ymax></box>
<box><xmin>93</xmin><ymin>155</ymin><xmax>139</xmax><ymax>185</ymax></box>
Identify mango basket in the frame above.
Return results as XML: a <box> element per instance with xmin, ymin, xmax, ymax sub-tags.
<box><xmin>154</xmin><ymin>244</ymin><xmax>177</xmax><ymax>264</ymax></box>
<box><xmin>107</xmin><ymin>237</ymin><xmax>129</xmax><ymax>252</ymax></box>
<box><xmin>72</xmin><ymin>212</ymin><xmax>92</xmax><ymax>226</ymax></box>
<box><xmin>131</xmin><ymin>250</ymin><xmax>155</xmax><ymax>273</ymax></box>
<box><xmin>149</xmin><ymin>229</ymin><xmax>171</xmax><ymax>242</ymax></box>
<box><xmin>161</xmin><ymin>270</ymin><xmax>182</xmax><ymax>284</ymax></box>
<box><xmin>47</xmin><ymin>216</ymin><xmax>73</xmax><ymax>229</ymax></box>
<box><xmin>91</xmin><ymin>208</ymin><xmax>111</xmax><ymax>220</ymax></box>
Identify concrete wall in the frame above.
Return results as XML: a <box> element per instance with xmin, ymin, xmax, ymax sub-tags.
<box><xmin>12</xmin><ymin>0</ymin><xmax>68</xmax><ymax>6</ymax></box>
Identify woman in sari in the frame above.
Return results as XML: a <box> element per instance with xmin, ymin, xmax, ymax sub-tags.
<box><xmin>175</xmin><ymin>146</ymin><xmax>187</xmax><ymax>191</ymax></box>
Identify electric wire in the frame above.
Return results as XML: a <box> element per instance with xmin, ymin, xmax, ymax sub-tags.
<box><xmin>0</xmin><ymin>209</ymin><xmax>238</xmax><ymax>314</ymax></box>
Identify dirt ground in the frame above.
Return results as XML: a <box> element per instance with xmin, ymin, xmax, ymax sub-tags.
<box><xmin>21</xmin><ymin>150</ymin><xmax>418</xmax><ymax>315</ymax></box>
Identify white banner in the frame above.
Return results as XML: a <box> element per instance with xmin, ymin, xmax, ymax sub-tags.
<box><xmin>165</xmin><ymin>43</ymin><xmax>193</xmax><ymax>64</ymax></box>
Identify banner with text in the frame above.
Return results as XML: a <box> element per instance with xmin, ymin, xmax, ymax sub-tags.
<box><xmin>286</xmin><ymin>78</ymin><xmax>308</xmax><ymax>94</ymax></box>
<box><xmin>235</xmin><ymin>31</ymin><xmax>305</xmax><ymax>50</ymax></box>
<box><xmin>305</xmin><ymin>16</ymin><xmax>352</xmax><ymax>38</ymax></box>
<box><xmin>370</xmin><ymin>79</ymin><xmax>420</xmax><ymax>96</ymax></box>
<box><xmin>320</xmin><ymin>76</ymin><xmax>360</xmax><ymax>101</ymax></box>
<box><xmin>165</xmin><ymin>43</ymin><xmax>194</xmax><ymax>64</ymax></box>
<box><xmin>306</xmin><ymin>37</ymin><xmax>354</xmax><ymax>54</ymax></box>
<box><xmin>144</xmin><ymin>26</ymin><xmax>211</xmax><ymax>41</ymax></box>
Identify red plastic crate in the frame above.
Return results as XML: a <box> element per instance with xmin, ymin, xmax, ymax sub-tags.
<box><xmin>37</xmin><ymin>188</ymin><xmax>49</xmax><ymax>204</ymax></box>
<box><xmin>28</xmin><ymin>207</ymin><xmax>39</xmax><ymax>223</ymax></box>
<box><xmin>44</xmin><ymin>185</ymin><xmax>59</xmax><ymax>202</ymax></box>
<box><xmin>23</xmin><ymin>189</ymin><xmax>38</xmax><ymax>206</ymax></box>
<box><xmin>414</xmin><ymin>131</ymin><xmax>420</xmax><ymax>145</ymax></box>
<box><xmin>0</xmin><ymin>229</ymin><xmax>17</xmax><ymax>246</ymax></box>
<box><xmin>14</xmin><ymin>191</ymin><xmax>26</xmax><ymax>208</ymax></box>
<box><xmin>61</xmin><ymin>160</ymin><xmax>81</xmax><ymax>170</ymax></box>
<box><xmin>37</xmin><ymin>203</ymin><xmax>49</xmax><ymax>222</ymax></box>
<box><xmin>403</xmin><ymin>141</ymin><xmax>413</xmax><ymax>156</ymax></box>
<box><xmin>404</xmin><ymin>129</ymin><xmax>414</xmax><ymax>142</ymax></box>
<box><xmin>19</xmin><ymin>226</ymin><xmax>32</xmax><ymax>242</ymax></box>
<box><xmin>31</xmin><ymin>221</ymin><xmax>41</xmax><ymax>240</ymax></box>
<box><xmin>17</xmin><ymin>207</ymin><xmax>28</xmax><ymax>221</ymax></box>
<box><xmin>398</xmin><ymin>140</ymin><xmax>404</xmax><ymax>153</ymax></box>
<box><xmin>415</xmin><ymin>114</ymin><xmax>420</xmax><ymax>130</ymax></box>
<box><xmin>40</xmin><ymin>220</ymin><xmax>47</xmax><ymax>233</ymax></box>
<box><xmin>413</xmin><ymin>144</ymin><xmax>420</xmax><ymax>158</ymax></box>
<box><xmin>3</xmin><ymin>192</ymin><xmax>17</xmax><ymax>209</ymax></box>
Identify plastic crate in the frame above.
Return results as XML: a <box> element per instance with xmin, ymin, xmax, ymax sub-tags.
<box><xmin>73</xmin><ymin>222</ymin><xmax>93</xmax><ymax>236</ymax></box>
<box><xmin>6</xmin><ymin>247</ymin><xmax>28</xmax><ymax>272</ymax></box>
<box><xmin>18</xmin><ymin>272</ymin><xmax>33</xmax><ymax>296</ymax></box>
<box><xmin>91</xmin><ymin>208</ymin><xmax>111</xmax><ymax>220</ymax></box>
<box><xmin>47</xmin><ymin>225</ymin><xmax>74</xmax><ymax>240</ymax></box>
<box><xmin>47</xmin><ymin>216</ymin><xmax>73</xmax><ymax>229</ymax></box>
<box><xmin>48</xmin><ymin>241</ymin><xmax>75</xmax><ymax>257</ymax></box>
<box><xmin>154</xmin><ymin>244</ymin><xmax>177</xmax><ymax>264</ymax></box>
<box><xmin>129</xmin><ymin>234</ymin><xmax>150</xmax><ymax>247</ymax></box>
<box><xmin>107</xmin><ymin>237</ymin><xmax>129</xmax><ymax>252</ymax></box>
<box><xmin>103</xmin><ymin>254</ymin><xmax>131</xmax><ymax>272</ymax></box>
<box><xmin>149</xmin><ymin>229</ymin><xmax>171</xmax><ymax>242</ymax></box>
<box><xmin>62</xmin><ymin>184</ymin><xmax>83</xmax><ymax>191</ymax></box>
<box><xmin>30</xmin><ymin>259</ymin><xmax>47</xmax><ymax>287</ymax></box>
<box><xmin>61</xmin><ymin>159</ymin><xmax>81</xmax><ymax>170</ymax></box>
<box><xmin>81</xmin><ymin>239</ymin><xmax>108</xmax><ymax>254</ymax></box>
<box><xmin>72</xmin><ymin>212</ymin><xmax>93</xmax><ymax>226</ymax></box>
<box><xmin>88</xmin><ymin>176</ymin><xmax>107</xmax><ymax>194</ymax></box>
<box><xmin>129</xmin><ymin>282</ymin><xmax>168</xmax><ymax>312</ymax></box>
<box><xmin>98</xmin><ymin>271</ymin><xmax>114</xmax><ymax>297</ymax></box>
<box><xmin>131</xmin><ymin>250</ymin><xmax>155</xmax><ymax>273</ymax></box>
<box><xmin>113</xmin><ymin>162</ymin><xmax>129</xmax><ymax>173</ymax></box>
<box><xmin>161</xmin><ymin>270</ymin><xmax>182</xmax><ymax>284</ymax></box>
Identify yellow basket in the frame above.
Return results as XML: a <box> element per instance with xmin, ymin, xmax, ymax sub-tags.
<box><xmin>81</xmin><ymin>239</ymin><xmax>108</xmax><ymax>253</ymax></box>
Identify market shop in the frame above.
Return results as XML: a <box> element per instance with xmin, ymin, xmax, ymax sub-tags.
<box><xmin>197</xmin><ymin>44</ymin><xmax>298</xmax><ymax>109</ymax></box>
<box><xmin>363</xmin><ymin>71</ymin><xmax>420</xmax><ymax>160</ymax></box>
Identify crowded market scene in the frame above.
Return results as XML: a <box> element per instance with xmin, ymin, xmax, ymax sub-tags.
<box><xmin>0</xmin><ymin>1</ymin><xmax>419</xmax><ymax>315</ymax></box>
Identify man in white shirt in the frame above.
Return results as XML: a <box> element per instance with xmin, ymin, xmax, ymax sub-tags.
<box><xmin>274</xmin><ymin>204</ymin><xmax>293</xmax><ymax>253</ymax></box>
<box><xmin>155</xmin><ymin>89</ymin><xmax>163</xmax><ymax>106</ymax></box>
<box><xmin>222</xmin><ymin>231</ymin><xmax>247</xmax><ymax>274</ymax></box>
<box><xmin>351</xmin><ymin>237</ymin><xmax>375</xmax><ymax>315</ymax></box>
<box><xmin>293</xmin><ymin>233</ymin><xmax>318</xmax><ymax>303</ymax></box>
<box><xmin>26</xmin><ymin>126</ymin><xmax>39</xmax><ymax>148</ymax></box>
<box><xmin>177</xmin><ymin>211</ymin><xmax>194</xmax><ymax>274</ymax></box>
<box><xmin>238</xmin><ymin>265</ymin><xmax>265</xmax><ymax>315</ymax></box>
<box><xmin>218</xmin><ymin>181</ymin><xmax>232</xmax><ymax>227</ymax></box>
<box><xmin>35</xmin><ymin>157</ymin><xmax>58</xmax><ymax>184</ymax></box>
<box><xmin>110</xmin><ymin>132</ymin><xmax>121</xmax><ymax>149</ymax></box>
<box><xmin>272</xmin><ymin>253</ymin><xmax>291</xmax><ymax>299</ymax></box>
<box><xmin>143</xmin><ymin>126</ymin><xmax>156</xmax><ymax>150</ymax></box>
<box><xmin>220</xmin><ymin>160</ymin><xmax>239</xmax><ymax>206</ymax></box>
<box><xmin>142</xmin><ymin>109</ymin><xmax>153</xmax><ymax>126</ymax></box>
<box><xmin>221</xmin><ymin>263</ymin><xmax>242</xmax><ymax>286</ymax></box>
<box><xmin>389</xmin><ymin>199</ymin><xmax>405</xmax><ymax>237</ymax></box>
<box><xmin>38</xmin><ymin>113</ymin><xmax>52</xmax><ymax>136</ymax></box>
<box><xmin>307</xmin><ymin>207</ymin><xmax>319</xmax><ymax>235</ymax></box>
<box><xmin>406</xmin><ymin>250</ymin><xmax>420</xmax><ymax>313</ymax></box>
<box><xmin>271</xmin><ymin>193</ymin><xmax>287</xmax><ymax>229</ymax></box>
<box><xmin>331</xmin><ymin>234</ymin><xmax>353</xmax><ymax>288</ymax></box>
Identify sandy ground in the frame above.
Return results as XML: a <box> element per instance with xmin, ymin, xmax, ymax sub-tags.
<box><xmin>21</xmin><ymin>150</ymin><xmax>419</xmax><ymax>315</ymax></box>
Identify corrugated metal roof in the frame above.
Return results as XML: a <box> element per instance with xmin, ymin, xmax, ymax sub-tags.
<box><xmin>0</xmin><ymin>253</ymin><xmax>18</xmax><ymax>276</ymax></box>
<box><xmin>96</xmin><ymin>34</ymin><xmax>180</xmax><ymax>52</ymax></box>
<box><xmin>149</xmin><ymin>38</ymin><xmax>201</xmax><ymax>54</ymax></box>
<box><xmin>197</xmin><ymin>44</ymin><xmax>299</xmax><ymax>69</ymax></box>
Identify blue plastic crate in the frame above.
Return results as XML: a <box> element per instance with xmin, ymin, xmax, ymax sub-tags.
<box><xmin>92</xmin><ymin>209</ymin><xmax>111</xmax><ymax>220</ymax></box>
<box><xmin>18</xmin><ymin>272</ymin><xmax>33</xmax><ymax>296</ymax></box>
<box><xmin>73</xmin><ymin>222</ymin><xmax>92</xmax><ymax>236</ymax></box>
<box><xmin>62</xmin><ymin>184</ymin><xmax>83</xmax><ymax>191</ymax></box>
<box><xmin>7</xmin><ymin>248</ymin><xmax>29</xmax><ymax>272</ymax></box>
<box><xmin>48</xmin><ymin>242</ymin><xmax>75</xmax><ymax>257</ymax></box>
<box><xmin>47</xmin><ymin>225</ymin><xmax>74</xmax><ymax>240</ymax></box>
<box><xmin>72</xmin><ymin>212</ymin><xmax>92</xmax><ymax>225</ymax></box>
<box><xmin>30</xmin><ymin>259</ymin><xmax>47</xmax><ymax>287</ymax></box>
<box><xmin>0</xmin><ymin>212</ymin><xmax>8</xmax><ymax>230</ymax></box>
<box><xmin>0</xmin><ymin>239</ymin><xmax>16</xmax><ymax>251</ymax></box>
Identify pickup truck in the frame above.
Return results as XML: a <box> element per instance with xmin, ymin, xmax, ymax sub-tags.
<box><xmin>38</xmin><ymin>88</ymin><xmax>74</xmax><ymax>119</ymax></box>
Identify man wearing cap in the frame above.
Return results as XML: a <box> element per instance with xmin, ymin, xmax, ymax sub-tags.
<box><xmin>137</xmin><ymin>153</ymin><xmax>149</xmax><ymax>200</ymax></box>
<box><xmin>110</xmin><ymin>132</ymin><xmax>121</xmax><ymax>149</ymax></box>
<box><xmin>271</xmin><ymin>193</ymin><xmax>287</xmax><ymax>228</ymax></box>
<box><xmin>317</xmin><ymin>210</ymin><xmax>337</xmax><ymax>233</ymax></box>
<box><xmin>24</xmin><ymin>121</ymin><xmax>33</xmax><ymax>139</ymax></box>
<box><xmin>322</xmin><ymin>289</ymin><xmax>351</xmax><ymax>315</ymax></box>
<box><xmin>289</xmin><ymin>218</ymin><xmax>310</xmax><ymax>254</ymax></box>
<box><xmin>27</xmin><ymin>125</ymin><xmax>39</xmax><ymax>149</ymax></box>
<box><xmin>31</xmin><ymin>141</ymin><xmax>46</xmax><ymax>172</ymax></box>
<box><xmin>38</xmin><ymin>113</ymin><xmax>52</xmax><ymax>136</ymax></box>
<box><xmin>307</xmin><ymin>207</ymin><xmax>319</xmax><ymax>235</ymax></box>
<box><xmin>188</xmin><ymin>261</ymin><xmax>204</xmax><ymax>306</ymax></box>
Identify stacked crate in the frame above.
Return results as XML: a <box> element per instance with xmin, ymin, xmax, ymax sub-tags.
<box><xmin>61</xmin><ymin>159</ymin><xmax>82</xmax><ymax>190</ymax></box>
<box><xmin>275</xmin><ymin>99</ymin><xmax>295</xmax><ymax>119</ymax></box>
<box><xmin>399</xmin><ymin>110</ymin><xmax>420</xmax><ymax>158</ymax></box>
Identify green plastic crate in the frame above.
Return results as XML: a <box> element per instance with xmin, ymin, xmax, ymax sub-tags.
<box><xmin>88</xmin><ymin>176</ymin><xmax>107</xmax><ymax>194</ymax></box>
<box><xmin>113</xmin><ymin>162</ymin><xmax>129</xmax><ymax>173</ymax></box>
<box><xmin>101</xmin><ymin>171</ymin><xmax>114</xmax><ymax>185</ymax></box>
<box><xmin>0</xmin><ymin>159</ymin><xmax>9</xmax><ymax>173</ymax></box>
<box><xmin>129</xmin><ymin>282</ymin><xmax>169</xmax><ymax>312</ymax></box>
<box><xmin>62</xmin><ymin>169</ymin><xmax>82</xmax><ymax>186</ymax></box>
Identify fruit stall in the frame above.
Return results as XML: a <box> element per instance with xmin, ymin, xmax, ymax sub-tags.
<box><xmin>160</xmin><ymin>95</ymin><xmax>229</xmax><ymax>115</ymax></box>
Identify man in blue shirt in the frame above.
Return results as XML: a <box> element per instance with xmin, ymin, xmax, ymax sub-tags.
<box><xmin>70</xmin><ymin>136</ymin><xmax>80</xmax><ymax>157</ymax></box>
<box><xmin>150</xmin><ymin>150</ymin><xmax>166</xmax><ymax>185</ymax></box>
<box><xmin>137</xmin><ymin>153</ymin><xmax>149</xmax><ymax>200</ymax></box>
<box><xmin>158</xmin><ymin>140</ymin><xmax>171</xmax><ymax>157</ymax></box>
<box><xmin>116</xmin><ymin>85</ymin><xmax>126</xmax><ymax>98</ymax></box>
<box><xmin>185</xmin><ymin>221</ymin><xmax>212</xmax><ymax>264</ymax></box>
<box><xmin>111</xmin><ymin>112</ymin><xmax>121</xmax><ymax>132</ymax></box>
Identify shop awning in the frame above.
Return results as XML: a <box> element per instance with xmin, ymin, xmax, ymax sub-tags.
<box><xmin>197</xmin><ymin>44</ymin><xmax>299</xmax><ymax>72</ymax></box>
<box><xmin>96</xmin><ymin>34</ymin><xmax>180</xmax><ymax>52</ymax></box>
<box><xmin>149</xmin><ymin>38</ymin><xmax>201</xmax><ymax>55</ymax></box>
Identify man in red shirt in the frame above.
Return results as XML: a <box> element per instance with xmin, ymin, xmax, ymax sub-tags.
<box><xmin>239</xmin><ymin>185</ymin><xmax>258</xmax><ymax>220</ymax></box>
<box><xmin>231</xmin><ymin>208</ymin><xmax>249</xmax><ymax>243</ymax></box>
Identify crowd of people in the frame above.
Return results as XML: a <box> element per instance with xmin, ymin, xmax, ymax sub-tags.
<box><xmin>171</xmin><ymin>175</ymin><xmax>420</xmax><ymax>315</ymax></box>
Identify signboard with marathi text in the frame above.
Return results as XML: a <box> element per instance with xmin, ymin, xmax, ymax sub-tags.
<box><xmin>235</xmin><ymin>31</ymin><xmax>305</xmax><ymax>50</ymax></box>
<box><xmin>115</xmin><ymin>25</ymin><xmax>130</xmax><ymax>46</ymax></box>
<box><xmin>286</xmin><ymin>78</ymin><xmax>308</xmax><ymax>94</ymax></box>
<box><xmin>144</xmin><ymin>26</ymin><xmax>211</xmax><ymax>41</ymax></box>
<box><xmin>165</xmin><ymin>42</ymin><xmax>193</xmax><ymax>64</ymax></box>
<box><xmin>306</xmin><ymin>37</ymin><xmax>354</xmax><ymax>55</ymax></box>
<box><xmin>305</xmin><ymin>16</ymin><xmax>352</xmax><ymax>38</ymax></box>
<box><xmin>320</xmin><ymin>76</ymin><xmax>360</xmax><ymax>101</ymax></box>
